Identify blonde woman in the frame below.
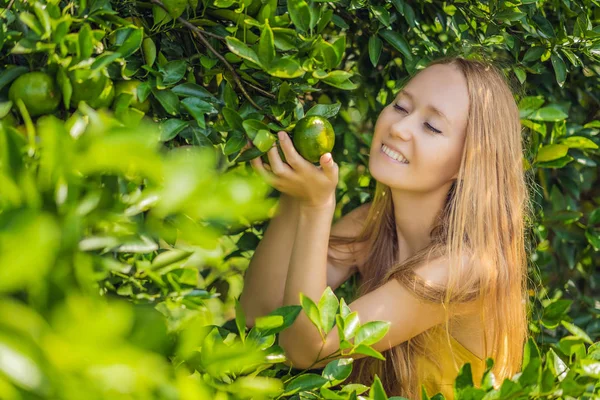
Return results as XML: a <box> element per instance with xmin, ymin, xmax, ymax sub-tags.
<box><xmin>240</xmin><ymin>56</ymin><xmax>536</xmax><ymax>399</ymax></box>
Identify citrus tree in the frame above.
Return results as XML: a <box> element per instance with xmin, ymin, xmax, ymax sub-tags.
<box><xmin>0</xmin><ymin>0</ymin><xmax>599</xmax><ymax>398</ymax></box>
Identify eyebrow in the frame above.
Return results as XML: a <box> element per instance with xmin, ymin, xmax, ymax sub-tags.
<box><xmin>398</xmin><ymin>90</ymin><xmax>450</xmax><ymax>123</ymax></box>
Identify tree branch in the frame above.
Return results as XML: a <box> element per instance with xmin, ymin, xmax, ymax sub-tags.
<box><xmin>150</xmin><ymin>0</ymin><xmax>266</xmax><ymax>111</ymax></box>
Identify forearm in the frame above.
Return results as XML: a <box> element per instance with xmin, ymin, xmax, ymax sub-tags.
<box><xmin>280</xmin><ymin>198</ymin><xmax>335</xmax><ymax>366</ymax></box>
<box><xmin>239</xmin><ymin>193</ymin><xmax>300</xmax><ymax>325</ymax></box>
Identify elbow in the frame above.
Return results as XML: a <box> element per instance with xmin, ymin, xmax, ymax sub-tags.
<box><xmin>279</xmin><ymin>331</ymin><xmax>320</xmax><ymax>370</ymax></box>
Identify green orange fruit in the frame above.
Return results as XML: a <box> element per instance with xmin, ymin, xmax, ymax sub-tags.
<box><xmin>70</xmin><ymin>70</ymin><xmax>115</xmax><ymax>109</ymax></box>
<box><xmin>113</xmin><ymin>80</ymin><xmax>150</xmax><ymax>113</ymax></box>
<box><xmin>8</xmin><ymin>72</ymin><xmax>61</xmax><ymax>117</ymax></box>
<box><xmin>292</xmin><ymin>115</ymin><xmax>335</xmax><ymax>163</ymax></box>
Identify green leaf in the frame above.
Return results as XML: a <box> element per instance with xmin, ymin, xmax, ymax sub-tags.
<box><xmin>339</xmin><ymin>298</ymin><xmax>352</xmax><ymax>318</ymax></box>
<box><xmin>528</xmin><ymin>106</ymin><xmax>568</xmax><ymax>121</ymax></box>
<box><xmin>257</xmin><ymin>305</ymin><xmax>302</xmax><ymax>336</ymax></box>
<box><xmin>371</xmin><ymin>5</ymin><xmax>390</xmax><ymax>27</ymax></box>
<box><xmin>355</xmin><ymin>321</ymin><xmax>390</xmax><ymax>346</ymax></box>
<box><xmin>172</xmin><ymin>83</ymin><xmax>219</xmax><ymax>103</ymax></box>
<box><xmin>225</xmin><ymin>37</ymin><xmax>262</xmax><ymax>67</ymax></box>
<box><xmin>258</xmin><ymin>19</ymin><xmax>275</xmax><ymax>67</ymax></box>
<box><xmin>532</xmin><ymin>14</ymin><xmax>555</xmax><ymax>38</ymax></box>
<box><xmin>267</xmin><ymin>57</ymin><xmax>305</xmax><ymax>78</ymax></box>
<box><xmin>522</xmin><ymin>46</ymin><xmax>545</xmax><ymax>63</ymax></box>
<box><xmin>535</xmin><ymin>144</ymin><xmax>569</xmax><ymax>163</ymax></box>
<box><xmin>232</xmin><ymin>376</ymin><xmax>284</xmax><ymax>397</ymax></box>
<box><xmin>353</xmin><ymin>344</ymin><xmax>385</xmax><ymax>361</ymax></box>
<box><xmin>56</xmin><ymin>67</ymin><xmax>72</xmax><ymax>110</ymax></box>
<box><xmin>341</xmin><ymin>383</ymin><xmax>370</xmax><ymax>395</ymax></box>
<box><xmin>522</xmin><ymin>338</ymin><xmax>541</xmax><ymax>370</ymax></box>
<box><xmin>19</xmin><ymin>12</ymin><xmax>44</xmax><ymax>37</ymax></box>
<box><xmin>368</xmin><ymin>36</ymin><xmax>383</xmax><ymax>67</ymax></box>
<box><xmin>322</xmin><ymin>358</ymin><xmax>353</xmax><ymax>384</ymax></box>
<box><xmin>78</xmin><ymin>23</ymin><xmax>93</xmax><ymax>59</ymax></box>
<box><xmin>181</xmin><ymin>97</ymin><xmax>216</xmax><ymax>129</ymax></box>
<box><xmin>551</xmin><ymin>53</ymin><xmax>567</xmax><ymax>87</ymax></box>
<box><xmin>288</xmin><ymin>0</ymin><xmax>311</xmax><ymax>33</ymax></box>
<box><xmin>343</xmin><ymin>311</ymin><xmax>360</xmax><ymax>340</ymax></box>
<box><xmin>284</xmin><ymin>373</ymin><xmax>329</xmax><ymax>394</ymax></box>
<box><xmin>243</xmin><ymin>119</ymin><xmax>270</xmax><ymax>141</ymax></box>
<box><xmin>234</xmin><ymin>299</ymin><xmax>246</xmax><ymax>343</ymax></box>
<box><xmin>518</xmin><ymin>96</ymin><xmax>545</xmax><ymax>118</ymax></box>
<box><xmin>319</xmin><ymin>70</ymin><xmax>358</xmax><ymax>90</ymax></box>
<box><xmin>369</xmin><ymin>375</ymin><xmax>388</xmax><ymax>400</ymax></box>
<box><xmin>454</xmin><ymin>363</ymin><xmax>474</xmax><ymax>392</ymax></box>
<box><xmin>116</xmin><ymin>27</ymin><xmax>143</xmax><ymax>58</ymax></box>
<box><xmin>160</xmin><ymin>60</ymin><xmax>188</xmax><ymax>86</ymax></box>
<box><xmin>152</xmin><ymin>5</ymin><xmax>171</xmax><ymax>25</ymax></box>
<box><xmin>300</xmin><ymin>293</ymin><xmax>322</xmax><ymax>336</ymax></box>
<box><xmin>544</xmin><ymin>210</ymin><xmax>582</xmax><ymax>224</ymax></box>
<box><xmin>252</xmin><ymin>129</ymin><xmax>276</xmax><ymax>152</ymax></box>
<box><xmin>142</xmin><ymin>37</ymin><xmax>157</xmax><ymax>67</ymax></box>
<box><xmin>163</xmin><ymin>0</ymin><xmax>188</xmax><ymax>19</ymax></box>
<box><xmin>589</xmin><ymin>209</ymin><xmax>600</xmax><ymax>225</ymax></box>
<box><xmin>541</xmin><ymin>299</ymin><xmax>572</xmax><ymax>329</ymax></box>
<box><xmin>378</xmin><ymin>30</ymin><xmax>412</xmax><ymax>60</ymax></box>
<box><xmin>91</xmin><ymin>52</ymin><xmax>122</xmax><ymax>71</ymax></box>
<box><xmin>331</xmin><ymin>36</ymin><xmax>345</xmax><ymax>66</ymax></box>
<box><xmin>222</xmin><ymin>108</ymin><xmax>244</xmax><ymax>132</ymax></box>
<box><xmin>577</xmin><ymin>359</ymin><xmax>600</xmax><ymax>379</ymax></box>
<box><xmin>560</xmin><ymin>321</ymin><xmax>593</xmax><ymax>344</ymax></box>
<box><xmin>313</xmin><ymin>39</ymin><xmax>338</xmax><ymax>69</ymax></box>
<box><xmin>255</xmin><ymin>315</ymin><xmax>284</xmax><ymax>330</ymax></box>
<box><xmin>513</xmin><ymin>66</ymin><xmax>526</xmax><ymax>85</ymax></box>
<box><xmin>152</xmin><ymin>88</ymin><xmax>180</xmax><ymax>115</ymax></box>
<box><xmin>236</xmin><ymin>146</ymin><xmax>263</xmax><ymax>162</ymax></box>
<box><xmin>0</xmin><ymin>66</ymin><xmax>28</xmax><ymax>92</ymax></box>
<box><xmin>518</xmin><ymin>356</ymin><xmax>541</xmax><ymax>387</ymax></box>
<box><xmin>224</xmin><ymin>130</ymin><xmax>247</xmax><ymax>156</ymax></box>
<box><xmin>318</xmin><ymin>287</ymin><xmax>339</xmax><ymax>335</ymax></box>
<box><xmin>32</xmin><ymin>2</ymin><xmax>52</xmax><ymax>39</ymax></box>
<box><xmin>306</xmin><ymin>102</ymin><xmax>341</xmax><ymax>119</ymax></box>
<box><xmin>159</xmin><ymin>119</ymin><xmax>188</xmax><ymax>141</ymax></box>
<box><xmin>558</xmin><ymin>136</ymin><xmax>598</xmax><ymax>150</ymax></box>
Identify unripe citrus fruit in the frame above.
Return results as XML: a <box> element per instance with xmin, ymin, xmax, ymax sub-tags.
<box><xmin>70</xmin><ymin>71</ymin><xmax>115</xmax><ymax>109</ymax></box>
<box><xmin>113</xmin><ymin>80</ymin><xmax>150</xmax><ymax>113</ymax></box>
<box><xmin>8</xmin><ymin>72</ymin><xmax>61</xmax><ymax>117</ymax></box>
<box><xmin>292</xmin><ymin>115</ymin><xmax>335</xmax><ymax>163</ymax></box>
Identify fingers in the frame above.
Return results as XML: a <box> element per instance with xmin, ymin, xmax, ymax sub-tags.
<box><xmin>319</xmin><ymin>152</ymin><xmax>339</xmax><ymax>181</ymax></box>
<box><xmin>267</xmin><ymin>143</ymin><xmax>292</xmax><ymax>176</ymax></box>
<box><xmin>249</xmin><ymin>152</ymin><xmax>279</xmax><ymax>186</ymax></box>
<box><xmin>277</xmin><ymin>131</ymin><xmax>304</xmax><ymax>169</ymax></box>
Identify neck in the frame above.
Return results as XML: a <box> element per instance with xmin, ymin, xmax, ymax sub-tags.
<box><xmin>389</xmin><ymin>181</ymin><xmax>454</xmax><ymax>263</ymax></box>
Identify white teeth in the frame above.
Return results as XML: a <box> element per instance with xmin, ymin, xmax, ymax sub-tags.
<box><xmin>382</xmin><ymin>144</ymin><xmax>409</xmax><ymax>163</ymax></box>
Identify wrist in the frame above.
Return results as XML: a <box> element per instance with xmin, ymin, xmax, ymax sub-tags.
<box><xmin>298</xmin><ymin>195</ymin><xmax>336</xmax><ymax>214</ymax></box>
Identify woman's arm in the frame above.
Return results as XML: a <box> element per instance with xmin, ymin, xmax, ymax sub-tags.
<box><xmin>278</xmin><ymin>198</ymin><xmax>457</xmax><ymax>369</ymax></box>
<box><xmin>239</xmin><ymin>193</ymin><xmax>300</xmax><ymax>326</ymax></box>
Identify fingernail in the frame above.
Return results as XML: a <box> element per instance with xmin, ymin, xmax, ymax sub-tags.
<box><xmin>278</xmin><ymin>131</ymin><xmax>286</xmax><ymax>140</ymax></box>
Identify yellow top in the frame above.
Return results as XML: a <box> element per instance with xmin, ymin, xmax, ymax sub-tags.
<box><xmin>416</xmin><ymin>324</ymin><xmax>486</xmax><ymax>400</ymax></box>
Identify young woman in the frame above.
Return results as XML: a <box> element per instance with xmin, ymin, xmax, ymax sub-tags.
<box><xmin>239</xmin><ymin>56</ymin><xmax>536</xmax><ymax>399</ymax></box>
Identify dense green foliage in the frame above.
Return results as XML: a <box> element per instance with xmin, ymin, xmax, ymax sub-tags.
<box><xmin>0</xmin><ymin>0</ymin><xmax>599</xmax><ymax>398</ymax></box>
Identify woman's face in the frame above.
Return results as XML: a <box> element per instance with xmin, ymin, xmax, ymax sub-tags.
<box><xmin>369</xmin><ymin>63</ymin><xmax>470</xmax><ymax>192</ymax></box>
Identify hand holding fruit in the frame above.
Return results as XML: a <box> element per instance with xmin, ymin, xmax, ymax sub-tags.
<box><xmin>250</xmin><ymin>130</ymin><xmax>338</xmax><ymax>210</ymax></box>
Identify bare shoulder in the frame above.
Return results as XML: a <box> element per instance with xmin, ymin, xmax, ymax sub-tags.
<box><xmin>331</xmin><ymin>202</ymin><xmax>372</xmax><ymax>236</ymax></box>
<box><xmin>329</xmin><ymin>201</ymin><xmax>372</xmax><ymax>260</ymax></box>
<box><xmin>412</xmin><ymin>253</ymin><xmax>477</xmax><ymax>287</ymax></box>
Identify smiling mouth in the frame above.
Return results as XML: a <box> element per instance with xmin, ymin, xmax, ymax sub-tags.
<box><xmin>381</xmin><ymin>144</ymin><xmax>409</xmax><ymax>164</ymax></box>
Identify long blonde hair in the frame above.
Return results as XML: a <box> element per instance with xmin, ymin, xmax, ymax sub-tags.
<box><xmin>330</xmin><ymin>55</ymin><xmax>538</xmax><ymax>397</ymax></box>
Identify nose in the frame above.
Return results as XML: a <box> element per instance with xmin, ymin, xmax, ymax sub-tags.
<box><xmin>390</xmin><ymin>116</ymin><xmax>414</xmax><ymax>141</ymax></box>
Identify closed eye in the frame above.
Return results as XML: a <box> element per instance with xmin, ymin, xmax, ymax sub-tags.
<box><xmin>393</xmin><ymin>104</ymin><xmax>443</xmax><ymax>134</ymax></box>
